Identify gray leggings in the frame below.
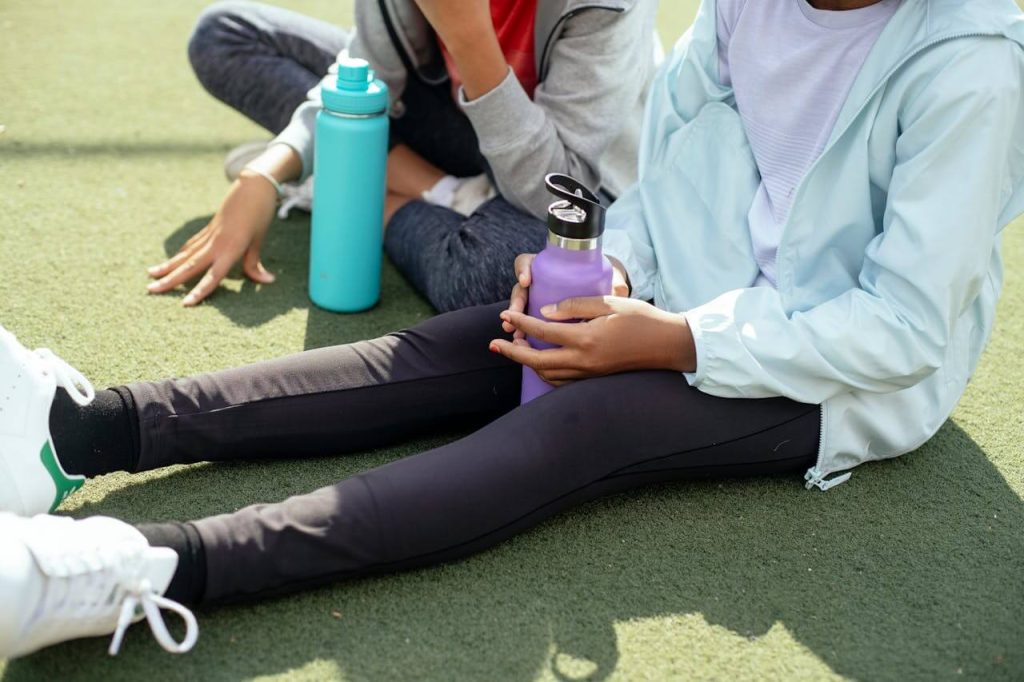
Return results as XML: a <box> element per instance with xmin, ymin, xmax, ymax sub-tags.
<box><xmin>126</xmin><ymin>303</ymin><xmax>821</xmax><ymax>604</ymax></box>
<box><xmin>187</xmin><ymin>0</ymin><xmax>548</xmax><ymax>312</ymax></box>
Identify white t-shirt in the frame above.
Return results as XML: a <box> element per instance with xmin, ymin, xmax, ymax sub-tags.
<box><xmin>717</xmin><ymin>0</ymin><xmax>900</xmax><ymax>287</ymax></box>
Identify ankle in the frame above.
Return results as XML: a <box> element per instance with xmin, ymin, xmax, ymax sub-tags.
<box><xmin>137</xmin><ymin>522</ymin><xmax>207</xmax><ymax>605</ymax></box>
<box><xmin>48</xmin><ymin>387</ymin><xmax>139</xmax><ymax>477</ymax></box>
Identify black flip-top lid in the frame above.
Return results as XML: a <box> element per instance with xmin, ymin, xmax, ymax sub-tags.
<box><xmin>545</xmin><ymin>173</ymin><xmax>605</xmax><ymax>240</ymax></box>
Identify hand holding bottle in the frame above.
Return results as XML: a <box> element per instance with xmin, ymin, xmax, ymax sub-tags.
<box><xmin>492</xmin><ymin>297</ymin><xmax>696</xmax><ymax>384</ymax></box>
<box><xmin>503</xmin><ymin>254</ymin><xmax>630</xmax><ymax>340</ymax></box>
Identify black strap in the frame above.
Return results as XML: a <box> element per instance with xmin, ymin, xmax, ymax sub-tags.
<box><xmin>377</xmin><ymin>0</ymin><xmax>419</xmax><ymax>76</ymax></box>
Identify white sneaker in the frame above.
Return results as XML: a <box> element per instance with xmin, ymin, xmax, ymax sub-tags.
<box><xmin>0</xmin><ymin>326</ymin><xmax>95</xmax><ymax>516</ymax></box>
<box><xmin>223</xmin><ymin>140</ymin><xmax>269</xmax><ymax>182</ymax></box>
<box><xmin>0</xmin><ymin>512</ymin><xmax>198</xmax><ymax>658</ymax></box>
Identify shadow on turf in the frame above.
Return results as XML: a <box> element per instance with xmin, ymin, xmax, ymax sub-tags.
<box><xmin>160</xmin><ymin>216</ymin><xmax>434</xmax><ymax>350</ymax></box>
<box><xmin>0</xmin><ymin>141</ymin><xmax>238</xmax><ymax>158</ymax></box>
<box><xmin>3</xmin><ymin>421</ymin><xmax>1022</xmax><ymax>681</ymax></box>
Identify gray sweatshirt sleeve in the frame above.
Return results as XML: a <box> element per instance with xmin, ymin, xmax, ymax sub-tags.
<box><xmin>273</xmin><ymin>97</ymin><xmax>320</xmax><ymax>181</ymax></box>
<box><xmin>459</xmin><ymin>4</ymin><xmax>656</xmax><ymax>218</ymax></box>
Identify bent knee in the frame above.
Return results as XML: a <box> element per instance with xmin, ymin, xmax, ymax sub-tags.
<box><xmin>187</xmin><ymin>0</ymin><xmax>255</xmax><ymax>74</ymax></box>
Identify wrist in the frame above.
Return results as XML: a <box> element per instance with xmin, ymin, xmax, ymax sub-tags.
<box><xmin>234</xmin><ymin>174</ymin><xmax>283</xmax><ymax>217</ymax></box>
<box><xmin>447</xmin><ymin>36</ymin><xmax>507</xmax><ymax>101</ymax></box>
<box><xmin>245</xmin><ymin>143</ymin><xmax>302</xmax><ymax>183</ymax></box>
<box><xmin>239</xmin><ymin>167</ymin><xmax>284</xmax><ymax>201</ymax></box>
<box><xmin>657</xmin><ymin>310</ymin><xmax>696</xmax><ymax>373</ymax></box>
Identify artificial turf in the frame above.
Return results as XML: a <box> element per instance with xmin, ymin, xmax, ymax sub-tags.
<box><xmin>1</xmin><ymin>1</ymin><xmax>1022</xmax><ymax>680</ymax></box>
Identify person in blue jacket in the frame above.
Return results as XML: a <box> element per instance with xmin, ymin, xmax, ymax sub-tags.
<box><xmin>1</xmin><ymin>0</ymin><xmax>1022</xmax><ymax>658</ymax></box>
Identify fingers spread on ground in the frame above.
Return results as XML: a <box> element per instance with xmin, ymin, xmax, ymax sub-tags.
<box><xmin>243</xmin><ymin>253</ymin><xmax>275</xmax><ymax>284</ymax></box>
<box><xmin>147</xmin><ymin>250</ymin><xmax>210</xmax><ymax>294</ymax></box>
<box><xmin>182</xmin><ymin>265</ymin><xmax>227</xmax><ymax>307</ymax></box>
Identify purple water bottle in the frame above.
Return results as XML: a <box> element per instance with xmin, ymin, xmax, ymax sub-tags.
<box><xmin>521</xmin><ymin>174</ymin><xmax>613</xmax><ymax>403</ymax></box>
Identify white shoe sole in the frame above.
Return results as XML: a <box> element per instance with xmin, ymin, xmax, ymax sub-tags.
<box><xmin>224</xmin><ymin>140</ymin><xmax>270</xmax><ymax>182</ymax></box>
<box><xmin>0</xmin><ymin>328</ymin><xmax>86</xmax><ymax>515</ymax></box>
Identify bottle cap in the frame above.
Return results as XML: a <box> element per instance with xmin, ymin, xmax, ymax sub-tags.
<box><xmin>321</xmin><ymin>57</ymin><xmax>389</xmax><ymax>116</ymax></box>
<box><xmin>545</xmin><ymin>174</ymin><xmax>605</xmax><ymax>240</ymax></box>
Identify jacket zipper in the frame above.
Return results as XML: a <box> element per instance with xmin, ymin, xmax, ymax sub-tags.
<box><xmin>785</xmin><ymin>32</ymin><xmax>999</xmax><ymax>491</ymax></box>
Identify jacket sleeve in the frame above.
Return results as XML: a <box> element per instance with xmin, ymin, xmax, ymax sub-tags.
<box><xmin>684</xmin><ymin>40</ymin><xmax>1024</xmax><ymax>403</ymax></box>
<box><xmin>603</xmin><ymin>6</ymin><xmax>731</xmax><ymax>302</ymax></box>
<box><xmin>460</xmin><ymin>3</ymin><xmax>658</xmax><ymax>218</ymax></box>
<box><xmin>603</xmin><ymin>182</ymin><xmax>659</xmax><ymax>301</ymax></box>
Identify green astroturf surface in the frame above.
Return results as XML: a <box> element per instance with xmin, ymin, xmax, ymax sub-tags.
<box><xmin>1</xmin><ymin>1</ymin><xmax>1023</xmax><ymax>680</ymax></box>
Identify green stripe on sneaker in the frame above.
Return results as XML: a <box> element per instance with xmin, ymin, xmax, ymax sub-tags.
<box><xmin>39</xmin><ymin>441</ymin><xmax>84</xmax><ymax>511</ymax></box>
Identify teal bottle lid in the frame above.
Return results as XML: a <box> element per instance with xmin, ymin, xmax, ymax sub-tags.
<box><xmin>321</xmin><ymin>57</ymin><xmax>389</xmax><ymax>116</ymax></box>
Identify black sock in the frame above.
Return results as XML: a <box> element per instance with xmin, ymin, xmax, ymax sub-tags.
<box><xmin>48</xmin><ymin>387</ymin><xmax>140</xmax><ymax>477</ymax></box>
<box><xmin>136</xmin><ymin>522</ymin><xmax>208</xmax><ymax>605</ymax></box>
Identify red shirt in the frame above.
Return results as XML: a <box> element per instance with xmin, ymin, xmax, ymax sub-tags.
<box><xmin>439</xmin><ymin>0</ymin><xmax>540</xmax><ymax>100</ymax></box>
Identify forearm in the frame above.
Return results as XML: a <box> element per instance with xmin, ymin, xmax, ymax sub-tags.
<box><xmin>412</xmin><ymin>0</ymin><xmax>506</xmax><ymax>100</ymax></box>
<box><xmin>460</xmin><ymin>7</ymin><xmax>653</xmax><ymax>217</ymax></box>
<box><xmin>242</xmin><ymin>143</ymin><xmax>303</xmax><ymax>184</ymax></box>
<box><xmin>442</xmin><ymin>30</ymin><xmax>508</xmax><ymax>101</ymax></box>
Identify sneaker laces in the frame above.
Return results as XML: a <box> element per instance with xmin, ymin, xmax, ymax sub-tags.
<box><xmin>34</xmin><ymin>349</ymin><xmax>95</xmax><ymax>406</ymax></box>
<box><xmin>109</xmin><ymin>579</ymin><xmax>198</xmax><ymax>656</ymax></box>
<box><xmin>39</xmin><ymin>545</ymin><xmax>198</xmax><ymax>656</ymax></box>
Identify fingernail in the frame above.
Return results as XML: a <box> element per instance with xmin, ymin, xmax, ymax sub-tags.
<box><xmin>146</xmin><ymin>282</ymin><xmax>159</xmax><ymax>292</ymax></box>
<box><xmin>519</xmin><ymin>275</ymin><xmax>528</xmax><ymax>286</ymax></box>
<box><xmin>182</xmin><ymin>295</ymin><xmax>195</xmax><ymax>306</ymax></box>
<box><xmin>541</xmin><ymin>305</ymin><xmax>555</xmax><ymax>316</ymax></box>
<box><xmin>147</xmin><ymin>266</ymin><xmax>159</xmax><ymax>275</ymax></box>
<box><xmin>489</xmin><ymin>344</ymin><xmax>499</xmax><ymax>353</ymax></box>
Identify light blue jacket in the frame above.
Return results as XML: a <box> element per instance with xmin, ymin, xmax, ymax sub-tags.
<box><xmin>603</xmin><ymin>0</ymin><xmax>1024</xmax><ymax>490</ymax></box>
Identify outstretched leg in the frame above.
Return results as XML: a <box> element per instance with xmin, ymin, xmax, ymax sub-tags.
<box><xmin>90</xmin><ymin>303</ymin><xmax>517</xmax><ymax>474</ymax></box>
<box><xmin>175</xmin><ymin>371</ymin><xmax>819</xmax><ymax>603</ymax></box>
<box><xmin>1</xmin><ymin>304</ymin><xmax>518</xmax><ymax>514</ymax></box>
<box><xmin>0</xmin><ymin>321</ymin><xmax>820</xmax><ymax>657</ymax></box>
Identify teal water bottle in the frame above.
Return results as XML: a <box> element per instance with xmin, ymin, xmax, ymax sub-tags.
<box><xmin>309</xmin><ymin>57</ymin><xmax>389</xmax><ymax>312</ymax></box>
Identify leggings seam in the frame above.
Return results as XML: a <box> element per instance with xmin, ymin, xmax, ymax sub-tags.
<box><xmin>140</xmin><ymin>361</ymin><xmax>513</xmax><ymax>427</ymax></box>
<box><xmin>222</xmin><ymin>405</ymin><xmax>818</xmax><ymax>601</ymax></box>
<box><xmin>382</xmin><ymin>406</ymin><xmax>819</xmax><ymax>567</ymax></box>
<box><xmin>597</xmin><ymin>404</ymin><xmax>819</xmax><ymax>480</ymax></box>
<box><xmin>391</xmin><ymin>409</ymin><xmax>815</xmax><ymax>561</ymax></box>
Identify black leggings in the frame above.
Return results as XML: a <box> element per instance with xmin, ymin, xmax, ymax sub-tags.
<box><xmin>111</xmin><ymin>303</ymin><xmax>820</xmax><ymax>604</ymax></box>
